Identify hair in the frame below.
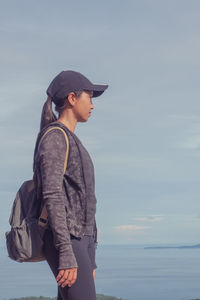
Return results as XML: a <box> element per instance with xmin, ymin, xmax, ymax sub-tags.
<box><xmin>39</xmin><ymin>91</ymin><xmax>84</xmax><ymax>131</ymax></box>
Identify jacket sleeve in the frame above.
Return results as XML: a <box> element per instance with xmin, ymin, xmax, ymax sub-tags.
<box><xmin>38</xmin><ymin>129</ymin><xmax>78</xmax><ymax>270</ymax></box>
<box><xmin>93</xmin><ymin>220</ymin><xmax>98</xmax><ymax>269</ymax></box>
<box><xmin>93</xmin><ymin>218</ymin><xmax>98</xmax><ymax>250</ymax></box>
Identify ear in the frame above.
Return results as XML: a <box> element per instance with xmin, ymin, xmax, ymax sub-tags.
<box><xmin>67</xmin><ymin>92</ymin><xmax>77</xmax><ymax>107</ymax></box>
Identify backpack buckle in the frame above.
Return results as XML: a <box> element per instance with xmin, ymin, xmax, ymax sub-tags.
<box><xmin>38</xmin><ymin>217</ymin><xmax>48</xmax><ymax>227</ymax></box>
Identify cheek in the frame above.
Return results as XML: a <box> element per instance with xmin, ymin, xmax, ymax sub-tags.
<box><xmin>81</xmin><ymin>101</ymin><xmax>90</xmax><ymax>113</ymax></box>
<box><xmin>75</xmin><ymin>98</ymin><xmax>90</xmax><ymax>117</ymax></box>
<box><xmin>76</xmin><ymin>104</ymin><xmax>88</xmax><ymax>119</ymax></box>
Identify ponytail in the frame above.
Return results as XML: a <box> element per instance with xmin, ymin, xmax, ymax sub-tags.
<box><xmin>40</xmin><ymin>96</ymin><xmax>57</xmax><ymax>131</ymax></box>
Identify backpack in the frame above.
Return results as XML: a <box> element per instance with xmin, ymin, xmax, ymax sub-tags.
<box><xmin>5</xmin><ymin>126</ymin><xmax>69</xmax><ymax>262</ymax></box>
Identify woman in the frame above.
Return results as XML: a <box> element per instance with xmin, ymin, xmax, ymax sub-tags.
<box><xmin>34</xmin><ymin>70</ymin><xmax>108</xmax><ymax>300</ymax></box>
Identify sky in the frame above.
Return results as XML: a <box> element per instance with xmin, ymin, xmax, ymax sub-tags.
<box><xmin>1</xmin><ymin>0</ymin><xmax>200</xmax><ymax>246</ymax></box>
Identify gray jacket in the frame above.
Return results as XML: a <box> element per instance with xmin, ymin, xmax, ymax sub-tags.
<box><xmin>34</xmin><ymin>121</ymin><xmax>98</xmax><ymax>270</ymax></box>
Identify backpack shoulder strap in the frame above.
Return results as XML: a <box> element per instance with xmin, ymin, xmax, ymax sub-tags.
<box><xmin>38</xmin><ymin>126</ymin><xmax>69</xmax><ymax>227</ymax></box>
<box><xmin>39</xmin><ymin>126</ymin><xmax>69</xmax><ymax>173</ymax></box>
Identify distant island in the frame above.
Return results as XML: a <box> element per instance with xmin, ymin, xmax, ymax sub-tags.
<box><xmin>144</xmin><ymin>243</ymin><xmax>200</xmax><ymax>249</ymax></box>
<box><xmin>9</xmin><ymin>295</ymin><xmax>126</xmax><ymax>300</ymax></box>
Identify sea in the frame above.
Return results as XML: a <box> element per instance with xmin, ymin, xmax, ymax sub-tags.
<box><xmin>1</xmin><ymin>243</ymin><xmax>200</xmax><ymax>300</ymax></box>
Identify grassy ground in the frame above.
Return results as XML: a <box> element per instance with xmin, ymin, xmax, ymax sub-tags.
<box><xmin>8</xmin><ymin>296</ymin><xmax>200</xmax><ymax>300</ymax></box>
<box><xmin>8</xmin><ymin>295</ymin><xmax>125</xmax><ymax>300</ymax></box>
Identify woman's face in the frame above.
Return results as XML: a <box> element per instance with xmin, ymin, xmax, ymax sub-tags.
<box><xmin>73</xmin><ymin>90</ymin><xmax>94</xmax><ymax>122</ymax></box>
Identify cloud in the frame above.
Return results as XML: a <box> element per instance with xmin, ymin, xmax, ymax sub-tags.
<box><xmin>169</xmin><ymin>114</ymin><xmax>199</xmax><ymax>121</ymax></box>
<box><xmin>112</xmin><ymin>224</ymin><xmax>151</xmax><ymax>241</ymax></box>
<box><xmin>93</xmin><ymin>154</ymin><xmax>162</xmax><ymax>169</ymax></box>
<box><xmin>114</xmin><ymin>224</ymin><xmax>151</xmax><ymax>232</ymax></box>
<box><xmin>164</xmin><ymin>114</ymin><xmax>200</xmax><ymax>151</ymax></box>
<box><xmin>134</xmin><ymin>215</ymin><xmax>163</xmax><ymax>222</ymax></box>
<box><xmin>179</xmin><ymin>135</ymin><xmax>200</xmax><ymax>150</ymax></box>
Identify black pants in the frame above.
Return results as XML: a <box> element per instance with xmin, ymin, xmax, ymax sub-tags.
<box><xmin>43</xmin><ymin>229</ymin><xmax>97</xmax><ymax>300</ymax></box>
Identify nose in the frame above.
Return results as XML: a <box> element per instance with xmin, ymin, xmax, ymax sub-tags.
<box><xmin>90</xmin><ymin>99</ymin><xmax>94</xmax><ymax>110</ymax></box>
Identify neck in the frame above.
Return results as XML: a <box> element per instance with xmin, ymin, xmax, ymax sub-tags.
<box><xmin>57</xmin><ymin>110</ymin><xmax>77</xmax><ymax>133</ymax></box>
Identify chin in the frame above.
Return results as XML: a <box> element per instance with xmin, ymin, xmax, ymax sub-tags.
<box><xmin>79</xmin><ymin>118</ymin><xmax>88</xmax><ymax>123</ymax></box>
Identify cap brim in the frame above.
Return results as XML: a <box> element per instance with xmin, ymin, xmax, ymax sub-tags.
<box><xmin>91</xmin><ymin>84</ymin><xmax>108</xmax><ymax>97</ymax></box>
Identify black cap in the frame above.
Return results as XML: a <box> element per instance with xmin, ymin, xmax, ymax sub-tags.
<box><xmin>46</xmin><ymin>70</ymin><xmax>108</xmax><ymax>105</ymax></box>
